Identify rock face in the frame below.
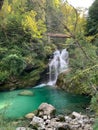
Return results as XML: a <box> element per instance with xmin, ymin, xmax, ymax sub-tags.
<box><xmin>16</xmin><ymin>103</ymin><xmax>94</xmax><ymax>130</ymax></box>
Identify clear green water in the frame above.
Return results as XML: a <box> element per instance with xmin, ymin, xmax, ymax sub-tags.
<box><xmin>0</xmin><ymin>86</ymin><xmax>90</xmax><ymax>119</ymax></box>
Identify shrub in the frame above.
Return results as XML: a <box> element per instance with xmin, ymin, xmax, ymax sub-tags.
<box><xmin>0</xmin><ymin>71</ymin><xmax>9</xmax><ymax>82</ymax></box>
<box><xmin>2</xmin><ymin>54</ymin><xmax>26</xmax><ymax>76</ymax></box>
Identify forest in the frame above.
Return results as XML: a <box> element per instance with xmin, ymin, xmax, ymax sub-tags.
<box><xmin>0</xmin><ymin>0</ymin><xmax>98</xmax><ymax>129</ymax></box>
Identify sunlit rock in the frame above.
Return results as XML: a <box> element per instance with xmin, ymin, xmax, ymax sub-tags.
<box><xmin>38</xmin><ymin>103</ymin><xmax>56</xmax><ymax>118</ymax></box>
<box><xmin>25</xmin><ymin>113</ymin><xmax>35</xmax><ymax>119</ymax></box>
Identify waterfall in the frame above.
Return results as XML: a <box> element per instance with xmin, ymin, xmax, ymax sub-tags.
<box><xmin>47</xmin><ymin>49</ymin><xmax>69</xmax><ymax>86</ymax></box>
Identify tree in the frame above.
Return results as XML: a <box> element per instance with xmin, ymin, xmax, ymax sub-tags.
<box><xmin>86</xmin><ymin>0</ymin><xmax>98</xmax><ymax>36</ymax></box>
<box><xmin>0</xmin><ymin>0</ymin><xmax>47</xmax><ymax>87</ymax></box>
<box><xmin>0</xmin><ymin>0</ymin><xmax>4</xmax><ymax>10</ymax></box>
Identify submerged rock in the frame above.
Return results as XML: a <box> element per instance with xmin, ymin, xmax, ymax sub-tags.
<box><xmin>18</xmin><ymin>90</ymin><xmax>34</xmax><ymax>96</ymax></box>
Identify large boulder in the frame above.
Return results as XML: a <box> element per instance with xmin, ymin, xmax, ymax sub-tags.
<box><xmin>38</xmin><ymin>103</ymin><xmax>56</xmax><ymax>118</ymax></box>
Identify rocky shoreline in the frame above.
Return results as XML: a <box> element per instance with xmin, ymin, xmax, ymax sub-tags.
<box><xmin>16</xmin><ymin>103</ymin><xmax>94</xmax><ymax>130</ymax></box>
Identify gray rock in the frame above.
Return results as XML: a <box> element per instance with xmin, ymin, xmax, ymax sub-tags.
<box><xmin>45</xmin><ymin>128</ymin><xmax>54</xmax><ymax>130</ymax></box>
<box><xmin>45</xmin><ymin>119</ymin><xmax>51</xmax><ymax>125</ymax></box>
<box><xmin>38</xmin><ymin>111</ymin><xmax>44</xmax><ymax>117</ymax></box>
<box><xmin>30</xmin><ymin>116</ymin><xmax>45</xmax><ymax>129</ymax></box>
<box><xmin>49</xmin><ymin>119</ymin><xmax>58</xmax><ymax>127</ymax></box>
<box><xmin>58</xmin><ymin>115</ymin><xmax>65</xmax><ymax>122</ymax></box>
<box><xmin>16</xmin><ymin>127</ymin><xmax>26</xmax><ymax>130</ymax></box>
<box><xmin>38</xmin><ymin>103</ymin><xmax>56</xmax><ymax>118</ymax></box>
<box><xmin>84</xmin><ymin>124</ymin><xmax>93</xmax><ymax>130</ymax></box>
<box><xmin>65</xmin><ymin>116</ymin><xmax>72</xmax><ymax>122</ymax></box>
<box><xmin>83</xmin><ymin>118</ymin><xmax>90</xmax><ymax>124</ymax></box>
<box><xmin>72</xmin><ymin>112</ymin><xmax>81</xmax><ymax>119</ymax></box>
<box><xmin>43</xmin><ymin>115</ymin><xmax>48</xmax><ymax>120</ymax></box>
<box><xmin>47</xmin><ymin>115</ymin><xmax>51</xmax><ymax>119</ymax></box>
<box><xmin>24</xmin><ymin>103</ymin><xmax>94</xmax><ymax>130</ymax></box>
<box><xmin>90</xmin><ymin>118</ymin><xmax>95</xmax><ymax>124</ymax></box>
<box><xmin>78</xmin><ymin>120</ymin><xmax>84</xmax><ymax>125</ymax></box>
<box><xmin>56</xmin><ymin>123</ymin><xmax>71</xmax><ymax>130</ymax></box>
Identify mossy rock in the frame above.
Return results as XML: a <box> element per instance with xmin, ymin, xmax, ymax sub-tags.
<box><xmin>18</xmin><ymin>90</ymin><xmax>34</xmax><ymax>96</ymax></box>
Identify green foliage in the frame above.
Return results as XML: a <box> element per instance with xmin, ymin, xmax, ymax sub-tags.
<box><xmin>0</xmin><ymin>47</ymin><xmax>8</xmax><ymax>59</ymax></box>
<box><xmin>86</xmin><ymin>0</ymin><xmax>98</xmax><ymax>36</ymax></box>
<box><xmin>2</xmin><ymin>54</ymin><xmax>26</xmax><ymax>76</ymax></box>
<box><xmin>91</xmin><ymin>92</ymin><xmax>98</xmax><ymax>114</ymax></box>
<box><xmin>0</xmin><ymin>71</ymin><xmax>9</xmax><ymax>82</ymax></box>
<box><xmin>93</xmin><ymin>118</ymin><xmax>98</xmax><ymax>130</ymax></box>
<box><xmin>22</xmin><ymin>10</ymin><xmax>46</xmax><ymax>39</ymax></box>
<box><xmin>0</xmin><ymin>115</ymin><xmax>29</xmax><ymax>130</ymax></box>
<box><xmin>0</xmin><ymin>0</ymin><xmax>97</xmax><ymax>96</ymax></box>
<box><xmin>0</xmin><ymin>0</ymin><xmax>46</xmax><ymax>41</ymax></box>
<box><xmin>0</xmin><ymin>119</ymin><xmax>15</xmax><ymax>130</ymax></box>
<box><xmin>57</xmin><ymin>39</ymin><xmax>98</xmax><ymax>95</ymax></box>
<box><xmin>45</xmin><ymin>0</ymin><xmax>64</xmax><ymax>34</ymax></box>
<box><xmin>0</xmin><ymin>0</ymin><xmax>48</xmax><ymax>89</ymax></box>
<box><xmin>0</xmin><ymin>0</ymin><xmax>98</xmax><ymax>125</ymax></box>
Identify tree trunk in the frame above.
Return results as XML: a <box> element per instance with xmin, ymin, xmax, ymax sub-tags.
<box><xmin>0</xmin><ymin>0</ymin><xmax>4</xmax><ymax>10</ymax></box>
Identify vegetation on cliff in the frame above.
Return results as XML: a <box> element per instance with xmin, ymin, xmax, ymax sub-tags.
<box><xmin>0</xmin><ymin>0</ymin><xmax>57</xmax><ymax>90</ymax></box>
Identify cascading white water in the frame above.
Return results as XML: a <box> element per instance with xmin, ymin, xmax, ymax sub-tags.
<box><xmin>47</xmin><ymin>49</ymin><xmax>69</xmax><ymax>86</ymax></box>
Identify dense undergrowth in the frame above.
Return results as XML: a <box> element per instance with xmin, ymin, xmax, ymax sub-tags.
<box><xmin>57</xmin><ymin>40</ymin><xmax>98</xmax><ymax>95</ymax></box>
<box><xmin>0</xmin><ymin>0</ymin><xmax>57</xmax><ymax>90</ymax></box>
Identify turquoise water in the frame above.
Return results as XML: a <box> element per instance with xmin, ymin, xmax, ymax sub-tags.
<box><xmin>0</xmin><ymin>86</ymin><xmax>90</xmax><ymax>119</ymax></box>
